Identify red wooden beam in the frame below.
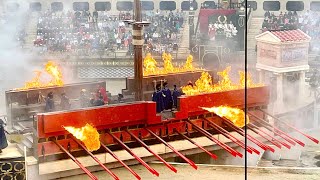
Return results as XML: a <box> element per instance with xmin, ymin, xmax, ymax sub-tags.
<box><xmin>125</xmin><ymin>129</ymin><xmax>178</xmax><ymax>173</ymax></box>
<box><xmin>259</xmin><ymin>109</ymin><xmax>319</xmax><ymax>144</ymax></box>
<box><xmin>71</xmin><ymin>137</ymin><xmax>119</xmax><ymax>180</ymax></box>
<box><xmin>145</xmin><ymin>128</ymin><xmax>198</xmax><ymax>170</ymax></box>
<box><xmin>221</xmin><ymin>118</ymin><xmax>275</xmax><ymax>152</ymax></box>
<box><xmin>248</xmin><ymin>122</ymin><xmax>290</xmax><ymax>149</ymax></box>
<box><xmin>53</xmin><ymin>140</ymin><xmax>98</xmax><ymax>180</ymax></box>
<box><xmin>247</xmin><ymin>125</ymin><xmax>282</xmax><ymax>149</ymax></box>
<box><xmin>175</xmin><ymin>86</ymin><xmax>269</xmax><ymax>119</ymax></box>
<box><xmin>249</xmin><ymin>112</ymin><xmax>301</xmax><ymax>146</ymax></box>
<box><xmin>203</xmin><ymin>118</ymin><xmax>260</xmax><ymax>155</ymax></box>
<box><xmin>174</xmin><ymin>129</ymin><xmax>218</xmax><ymax>160</ymax></box>
<box><xmin>100</xmin><ymin>143</ymin><xmax>141</xmax><ymax>180</ymax></box>
<box><xmin>37</xmin><ymin>102</ymin><xmax>161</xmax><ymax>138</ymax></box>
<box><xmin>107</xmin><ymin>132</ymin><xmax>160</xmax><ymax>176</ymax></box>
<box><xmin>186</xmin><ymin>120</ymin><xmax>241</xmax><ymax>157</ymax></box>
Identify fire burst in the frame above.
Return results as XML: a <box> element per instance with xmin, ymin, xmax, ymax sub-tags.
<box><xmin>202</xmin><ymin>106</ymin><xmax>249</xmax><ymax>128</ymax></box>
<box><xmin>18</xmin><ymin>61</ymin><xmax>64</xmax><ymax>90</ymax></box>
<box><xmin>64</xmin><ymin>124</ymin><xmax>100</xmax><ymax>151</ymax></box>
<box><xmin>182</xmin><ymin>66</ymin><xmax>263</xmax><ymax>95</ymax></box>
<box><xmin>143</xmin><ymin>53</ymin><xmax>199</xmax><ymax>76</ymax></box>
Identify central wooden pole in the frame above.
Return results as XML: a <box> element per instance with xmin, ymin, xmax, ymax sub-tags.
<box><xmin>133</xmin><ymin>0</ymin><xmax>143</xmax><ymax>101</ymax></box>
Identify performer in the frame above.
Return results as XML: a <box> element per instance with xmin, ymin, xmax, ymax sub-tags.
<box><xmin>80</xmin><ymin>89</ymin><xmax>90</xmax><ymax>108</ymax></box>
<box><xmin>208</xmin><ymin>24</ymin><xmax>216</xmax><ymax>41</ymax></box>
<box><xmin>162</xmin><ymin>82</ymin><xmax>173</xmax><ymax>110</ymax></box>
<box><xmin>152</xmin><ymin>84</ymin><xmax>165</xmax><ymax>113</ymax></box>
<box><xmin>97</xmin><ymin>85</ymin><xmax>108</xmax><ymax>104</ymax></box>
<box><xmin>172</xmin><ymin>85</ymin><xmax>181</xmax><ymax>108</ymax></box>
<box><xmin>0</xmin><ymin>118</ymin><xmax>8</xmax><ymax>153</ymax></box>
<box><xmin>93</xmin><ymin>95</ymin><xmax>105</xmax><ymax>106</ymax></box>
<box><xmin>60</xmin><ymin>93</ymin><xmax>71</xmax><ymax>110</ymax></box>
<box><xmin>45</xmin><ymin>92</ymin><xmax>55</xmax><ymax>112</ymax></box>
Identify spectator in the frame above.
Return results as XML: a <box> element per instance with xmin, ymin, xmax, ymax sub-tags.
<box><xmin>0</xmin><ymin>118</ymin><xmax>8</xmax><ymax>153</ymax></box>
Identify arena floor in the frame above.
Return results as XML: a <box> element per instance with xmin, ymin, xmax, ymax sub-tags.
<box><xmin>60</xmin><ymin>130</ymin><xmax>320</xmax><ymax>180</ymax></box>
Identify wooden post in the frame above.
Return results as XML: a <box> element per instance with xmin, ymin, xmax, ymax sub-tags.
<box><xmin>133</xmin><ymin>0</ymin><xmax>144</xmax><ymax>101</ymax></box>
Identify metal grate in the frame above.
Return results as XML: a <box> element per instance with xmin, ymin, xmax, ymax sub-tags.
<box><xmin>78</xmin><ymin>67</ymin><xmax>134</xmax><ymax>79</ymax></box>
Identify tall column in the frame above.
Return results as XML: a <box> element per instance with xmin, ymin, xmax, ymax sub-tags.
<box><xmin>275</xmin><ymin>73</ymin><xmax>284</xmax><ymax>113</ymax></box>
<box><xmin>257</xmin><ymin>69</ymin><xmax>265</xmax><ymax>84</ymax></box>
<box><xmin>299</xmin><ymin>71</ymin><xmax>306</xmax><ymax>100</ymax></box>
<box><xmin>133</xmin><ymin>0</ymin><xmax>144</xmax><ymax>101</ymax></box>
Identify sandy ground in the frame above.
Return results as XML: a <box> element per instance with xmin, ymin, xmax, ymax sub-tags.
<box><xmin>60</xmin><ymin>163</ymin><xmax>320</xmax><ymax>180</ymax></box>
<box><xmin>59</xmin><ymin>130</ymin><xmax>320</xmax><ymax>180</ymax></box>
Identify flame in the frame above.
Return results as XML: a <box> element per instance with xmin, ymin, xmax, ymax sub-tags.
<box><xmin>163</xmin><ymin>52</ymin><xmax>175</xmax><ymax>73</ymax></box>
<box><xmin>202</xmin><ymin>106</ymin><xmax>249</xmax><ymax>128</ymax></box>
<box><xmin>143</xmin><ymin>53</ymin><xmax>158</xmax><ymax>76</ymax></box>
<box><xmin>183</xmin><ymin>55</ymin><xmax>195</xmax><ymax>71</ymax></box>
<box><xmin>143</xmin><ymin>53</ymin><xmax>199</xmax><ymax>76</ymax></box>
<box><xmin>18</xmin><ymin>61</ymin><xmax>64</xmax><ymax>90</ymax></box>
<box><xmin>182</xmin><ymin>66</ymin><xmax>264</xmax><ymax>95</ymax></box>
<box><xmin>64</xmin><ymin>124</ymin><xmax>100</xmax><ymax>151</ymax></box>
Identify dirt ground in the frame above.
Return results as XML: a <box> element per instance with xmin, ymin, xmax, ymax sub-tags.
<box><xmin>60</xmin><ymin>163</ymin><xmax>320</xmax><ymax>180</ymax></box>
<box><xmin>61</xmin><ymin>130</ymin><xmax>320</xmax><ymax>180</ymax></box>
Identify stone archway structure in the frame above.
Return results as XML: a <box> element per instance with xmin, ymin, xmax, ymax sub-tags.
<box><xmin>255</xmin><ymin>29</ymin><xmax>311</xmax><ymax>114</ymax></box>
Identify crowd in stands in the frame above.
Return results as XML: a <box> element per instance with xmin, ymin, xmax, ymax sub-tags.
<box><xmin>261</xmin><ymin>10</ymin><xmax>320</xmax><ymax>40</ymax></box>
<box><xmin>261</xmin><ymin>11</ymin><xmax>299</xmax><ymax>32</ymax></box>
<box><xmin>34</xmin><ymin>9</ymin><xmax>185</xmax><ymax>56</ymax></box>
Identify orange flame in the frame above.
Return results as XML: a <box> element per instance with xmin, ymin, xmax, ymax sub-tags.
<box><xmin>18</xmin><ymin>61</ymin><xmax>64</xmax><ymax>90</ymax></box>
<box><xmin>182</xmin><ymin>66</ymin><xmax>263</xmax><ymax>95</ymax></box>
<box><xmin>163</xmin><ymin>52</ymin><xmax>174</xmax><ymax>73</ymax></box>
<box><xmin>183</xmin><ymin>55</ymin><xmax>195</xmax><ymax>71</ymax></box>
<box><xmin>64</xmin><ymin>124</ymin><xmax>100</xmax><ymax>151</ymax></box>
<box><xmin>143</xmin><ymin>53</ymin><xmax>158</xmax><ymax>76</ymax></box>
<box><xmin>143</xmin><ymin>53</ymin><xmax>199</xmax><ymax>76</ymax></box>
<box><xmin>202</xmin><ymin>106</ymin><xmax>249</xmax><ymax>128</ymax></box>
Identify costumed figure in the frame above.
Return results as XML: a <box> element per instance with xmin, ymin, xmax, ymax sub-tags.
<box><xmin>152</xmin><ymin>84</ymin><xmax>165</xmax><ymax>113</ymax></box>
<box><xmin>224</xmin><ymin>23</ymin><xmax>232</xmax><ymax>39</ymax></box>
<box><xmin>45</xmin><ymin>92</ymin><xmax>55</xmax><ymax>112</ymax></box>
<box><xmin>97</xmin><ymin>85</ymin><xmax>108</xmax><ymax>104</ymax></box>
<box><xmin>60</xmin><ymin>93</ymin><xmax>71</xmax><ymax>110</ymax></box>
<box><xmin>80</xmin><ymin>89</ymin><xmax>90</xmax><ymax>108</ymax></box>
<box><xmin>172</xmin><ymin>85</ymin><xmax>181</xmax><ymax>108</ymax></box>
<box><xmin>93</xmin><ymin>95</ymin><xmax>105</xmax><ymax>106</ymax></box>
<box><xmin>213</xmin><ymin>21</ymin><xmax>219</xmax><ymax>29</ymax></box>
<box><xmin>229</xmin><ymin>21</ymin><xmax>237</xmax><ymax>36</ymax></box>
<box><xmin>208</xmin><ymin>24</ymin><xmax>216</xmax><ymax>41</ymax></box>
<box><xmin>162</xmin><ymin>82</ymin><xmax>173</xmax><ymax>110</ymax></box>
<box><xmin>0</xmin><ymin>119</ymin><xmax>8</xmax><ymax>153</ymax></box>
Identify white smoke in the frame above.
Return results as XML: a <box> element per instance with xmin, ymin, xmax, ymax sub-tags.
<box><xmin>0</xmin><ymin>8</ymin><xmax>41</xmax><ymax>114</ymax></box>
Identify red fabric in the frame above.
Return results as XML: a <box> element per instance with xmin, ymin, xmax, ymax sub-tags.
<box><xmin>199</xmin><ymin>9</ymin><xmax>236</xmax><ymax>33</ymax></box>
<box><xmin>98</xmin><ymin>87</ymin><xmax>108</xmax><ymax>104</ymax></box>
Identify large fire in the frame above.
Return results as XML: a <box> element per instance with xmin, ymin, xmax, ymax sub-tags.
<box><xmin>18</xmin><ymin>61</ymin><xmax>64</xmax><ymax>90</ymax></box>
<box><xmin>143</xmin><ymin>53</ymin><xmax>158</xmax><ymax>76</ymax></box>
<box><xmin>202</xmin><ymin>106</ymin><xmax>249</xmax><ymax>128</ymax></box>
<box><xmin>143</xmin><ymin>53</ymin><xmax>199</xmax><ymax>76</ymax></box>
<box><xmin>182</xmin><ymin>66</ymin><xmax>263</xmax><ymax>95</ymax></box>
<box><xmin>64</xmin><ymin>124</ymin><xmax>100</xmax><ymax>151</ymax></box>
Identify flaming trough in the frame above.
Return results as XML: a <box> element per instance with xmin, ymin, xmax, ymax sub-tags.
<box><xmin>31</xmin><ymin>85</ymin><xmax>314</xmax><ymax>179</ymax></box>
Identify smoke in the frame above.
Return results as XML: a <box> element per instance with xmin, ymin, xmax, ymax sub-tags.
<box><xmin>0</xmin><ymin>8</ymin><xmax>41</xmax><ymax>114</ymax></box>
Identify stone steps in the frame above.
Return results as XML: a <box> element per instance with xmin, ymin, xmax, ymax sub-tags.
<box><xmin>16</xmin><ymin>133</ymin><xmax>34</xmax><ymax>156</ymax></box>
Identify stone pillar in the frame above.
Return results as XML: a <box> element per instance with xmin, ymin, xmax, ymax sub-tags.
<box><xmin>299</xmin><ymin>71</ymin><xmax>306</xmax><ymax>100</ymax></box>
<box><xmin>258</xmin><ymin>69</ymin><xmax>265</xmax><ymax>84</ymax></box>
<box><xmin>275</xmin><ymin>73</ymin><xmax>284</xmax><ymax>113</ymax></box>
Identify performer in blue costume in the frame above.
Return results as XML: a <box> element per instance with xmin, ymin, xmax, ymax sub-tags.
<box><xmin>152</xmin><ymin>84</ymin><xmax>165</xmax><ymax>113</ymax></box>
<box><xmin>162</xmin><ymin>82</ymin><xmax>173</xmax><ymax>110</ymax></box>
<box><xmin>0</xmin><ymin>119</ymin><xmax>8</xmax><ymax>153</ymax></box>
<box><xmin>172</xmin><ymin>85</ymin><xmax>181</xmax><ymax>108</ymax></box>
